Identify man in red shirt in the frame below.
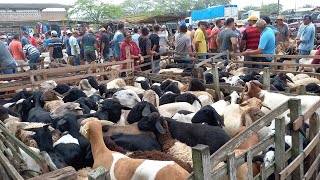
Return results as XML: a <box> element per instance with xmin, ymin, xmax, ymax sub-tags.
<box><xmin>206</xmin><ymin>23</ymin><xmax>214</xmax><ymax>49</ymax></box>
<box><xmin>9</xmin><ymin>34</ymin><xmax>25</xmax><ymax>61</ymax></box>
<box><xmin>311</xmin><ymin>48</ymin><xmax>320</xmax><ymax>64</ymax></box>
<box><xmin>120</xmin><ymin>31</ymin><xmax>143</xmax><ymax>77</ymax></box>
<box><xmin>28</xmin><ymin>34</ymin><xmax>38</xmax><ymax>47</ymax></box>
<box><xmin>209</xmin><ymin>19</ymin><xmax>223</xmax><ymax>53</ymax></box>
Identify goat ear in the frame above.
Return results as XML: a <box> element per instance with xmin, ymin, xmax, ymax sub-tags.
<box><xmin>155</xmin><ymin>119</ymin><xmax>166</xmax><ymax>134</ymax></box>
<box><xmin>240</xmin><ymin>101</ymin><xmax>249</xmax><ymax>107</ymax></box>
<box><xmin>142</xmin><ymin>105</ymin><xmax>152</xmax><ymax>117</ymax></box>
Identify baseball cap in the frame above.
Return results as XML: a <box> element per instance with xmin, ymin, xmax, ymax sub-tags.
<box><xmin>51</xmin><ymin>30</ymin><xmax>58</xmax><ymax>36</ymax></box>
<box><xmin>255</xmin><ymin>19</ymin><xmax>267</xmax><ymax>28</ymax></box>
<box><xmin>276</xmin><ymin>16</ymin><xmax>284</xmax><ymax>20</ymax></box>
<box><xmin>248</xmin><ymin>15</ymin><xmax>258</xmax><ymax>21</ymax></box>
<box><xmin>66</xmin><ymin>30</ymin><xmax>72</xmax><ymax>34</ymax></box>
<box><xmin>188</xmin><ymin>24</ymin><xmax>193</xmax><ymax>28</ymax></box>
<box><xmin>179</xmin><ymin>21</ymin><xmax>186</xmax><ymax>25</ymax></box>
<box><xmin>303</xmin><ymin>14</ymin><xmax>312</xmax><ymax>20</ymax></box>
<box><xmin>161</xmin><ymin>25</ymin><xmax>167</xmax><ymax>29</ymax></box>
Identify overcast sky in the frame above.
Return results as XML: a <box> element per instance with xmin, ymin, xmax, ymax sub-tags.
<box><xmin>4</xmin><ymin>0</ymin><xmax>320</xmax><ymax>11</ymax></box>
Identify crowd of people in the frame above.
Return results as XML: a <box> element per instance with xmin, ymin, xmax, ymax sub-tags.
<box><xmin>0</xmin><ymin>13</ymin><xmax>319</xmax><ymax>75</ymax></box>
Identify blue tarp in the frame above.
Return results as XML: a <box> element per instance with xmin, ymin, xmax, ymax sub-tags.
<box><xmin>191</xmin><ymin>5</ymin><xmax>225</xmax><ymax>21</ymax></box>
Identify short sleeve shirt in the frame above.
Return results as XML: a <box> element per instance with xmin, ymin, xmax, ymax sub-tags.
<box><xmin>113</xmin><ymin>31</ymin><xmax>124</xmax><ymax>58</ymax></box>
<box><xmin>100</xmin><ymin>34</ymin><xmax>110</xmax><ymax>54</ymax></box>
<box><xmin>258</xmin><ymin>27</ymin><xmax>275</xmax><ymax>61</ymax></box>
<box><xmin>0</xmin><ymin>41</ymin><xmax>15</xmax><ymax>66</ymax></box>
<box><xmin>8</xmin><ymin>40</ymin><xmax>24</xmax><ymax>60</ymax></box>
<box><xmin>139</xmin><ymin>37</ymin><xmax>151</xmax><ymax>57</ymax></box>
<box><xmin>209</xmin><ymin>27</ymin><xmax>220</xmax><ymax>49</ymax></box>
<box><xmin>193</xmin><ymin>29</ymin><xmax>207</xmax><ymax>53</ymax></box>
<box><xmin>69</xmin><ymin>36</ymin><xmax>80</xmax><ymax>55</ymax></box>
<box><xmin>82</xmin><ymin>33</ymin><xmax>97</xmax><ymax>52</ymax></box>
<box><xmin>218</xmin><ymin>28</ymin><xmax>237</xmax><ymax>52</ymax></box>
<box><xmin>175</xmin><ymin>34</ymin><xmax>191</xmax><ymax>58</ymax></box>
<box><xmin>48</xmin><ymin>37</ymin><xmax>63</xmax><ymax>58</ymax></box>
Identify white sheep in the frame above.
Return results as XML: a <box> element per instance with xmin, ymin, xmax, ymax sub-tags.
<box><xmin>287</xmin><ymin>78</ymin><xmax>320</xmax><ymax>89</ymax></box>
<box><xmin>106</xmin><ymin>78</ymin><xmax>126</xmax><ymax>89</ymax></box>
<box><xmin>226</xmin><ymin>76</ymin><xmax>245</xmax><ymax>86</ymax></box>
<box><xmin>291</xmin><ymin>73</ymin><xmax>310</xmax><ymax>81</ymax></box>
<box><xmin>197</xmin><ymin>94</ymin><xmax>213</xmax><ymax>106</ymax></box>
<box><xmin>142</xmin><ymin>90</ymin><xmax>159</xmax><ymax>108</ymax></box>
<box><xmin>171</xmin><ymin>111</ymin><xmax>195</xmax><ymax>124</ymax></box>
<box><xmin>158</xmin><ymin>102</ymin><xmax>198</xmax><ymax>118</ymax></box>
<box><xmin>78</xmin><ymin>79</ymin><xmax>97</xmax><ymax>97</ymax></box>
<box><xmin>211</xmin><ymin>100</ymin><xmax>230</xmax><ymax>116</ymax></box>
<box><xmin>298</xmin><ymin>50</ymin><xmax>318</xmax><ymax>72</ymax></box>
<box><xmin>124</xmin><ymin>86</ymin><xmax>145</xmax><ymax>95</ymax></box>
<box><xmin>40</xmin><ymin>80</ymin><xmax>57</xmax><ymax>90</ymax></box>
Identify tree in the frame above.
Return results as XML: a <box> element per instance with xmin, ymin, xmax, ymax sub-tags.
<box><xmin>302</xmin><ymin>4</ymin><xmax>313</xmax><ymax>8</ymax></box>
<box><xmin>69</xmin><ymin>0</ymin><xmax>123</xmax><ymax>23</ymax></box>
<box><xmin>243</xmin><ymin>5</ymin><xmax>259</xmax><ymax>12</ymax></box>
<box><xmin>260</xmin><ymin>3</ymin><xmax>283</xmax><ymax>16</ymax></box>
<box><xmin>121</xmin><ymin>0</ymin><xmax>156</xmax><ymax>15</ymax></box>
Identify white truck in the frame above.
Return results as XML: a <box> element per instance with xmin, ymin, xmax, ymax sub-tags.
<box><xmin>241</xmin><ymin>10</ymin><xmax>260</xmax><ymax>21</ymax></box>
<box><xmin>185</xmin><ymin>5</ymin><xmax>238</xmax><ymax>27</ymax></box>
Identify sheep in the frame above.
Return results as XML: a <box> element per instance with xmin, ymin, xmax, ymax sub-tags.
<box><xmin>85</xmin><ymin>76</ymin><xmax>99</xmax><ymax>90</ymax></box>
<box><xmin>40</xmin><ymin>80</ymin><xmax>57</xmax><ymax>90</ymax></box>
<box><xmin>113</xmin><ymin>89</ymin><xmax>141</xmax><ymax>108</ymax></box>
<box><xmin>163</xmin><ymin>81</ymin><xmax>181</xmax><ymax>94</ymax></box>
<box><xmin>50</xmin><ymin>102</ymin><xmax>83</xmax><ymax>120</ymax></box>
<box><xmin>138</xmin><ymin>112</ymin><xmax>193</xmax><ymax>167</ymax></box>
<box><xmin>98</xmin><ymin>84</ymin><xmax>108</xmax><ymax>97</ymax></box>
<box><xmin>188</xmin><ymin>78</ymin><xmax>206</xmax><ymax>91</ymax></box>
<box><xmin>26</xmin><ymin>91</ymin><xmax>54</xmax><ymax>124</ymax></box>
<box><xmin>53</xmin><ymin>83</ymin><xmax>71</xmax><ymax>95</ymax></box>
<box><xmin>150</xmin><ymin>84</ymin><xmax>162</xmax><ymax>98</ymax></box>
<box><xmin>161</xmin><ymin>79</ymin><xmax>186</xmax><ymax>92</ymax></box>
<box><xmin>159</xmin><ymin>92</ymin><xmax>179</xmax><ymax>105</ymax></box>
<box><xmin>172</xmin><ymin>110</ymin><xmax>195</xmax><ymax>124</ymax></box>
<box><xmin>226</xmin><ymin>76</ymin><xmax>245</xmax><ymax>86</ymax></box>
<box><xmin>100</xmin><ymin>98</ymin><xmax>131</xmax><ymax>125</ymax></box>
<box><xmin>291</xmin><ymin>73</ymin><xmax>310</xmax><ymax>81</ymax></box>
<box><xmin>142</xmin><ymin>90</ymin><xmax>160</xmax><ymax>108</ymax></box>
<box><xmin>223</xmin><ymin>99</ymin><xmax>268</xmax><ymax>136</ymax></box>
<box><xmin>101</xmin><ymin>121</ymin><xmax>154</xmax><ymax>137</ymax></box>
<box><xmin>63</xmin><ymin>88</ymin><xmax>87</xmax><ymax>103</ymax></box>
<box><xmin>306</xmin><ymin>83</ymin><xmax>320</xmax><ymax>93</ymax></box>
<box><xmin>158</xmin><ymin>102</ymin><xmax>198</xmax><ymax>118</ymax></box>
<box><xmin>124</xmin><ymin>86</ymin><xmax>145</xmax><ymax>95</ymax></box>
<box><xmin>20</xmin><ymin>147</ymin><xmax>41</xmax><ymax>174</ymax></box>
<box><xmin>298</xmin><ymin>50</ymin><xmax>318</xmax><ymax>72</ymax></box>
<box><xmin>79</xmin><ymin>118</ymin><xmax>189</xmax><ymax>179</ymax></box>
<box><xmin>191</xmin><ymin>105</ymin><xmax>224</xmax><ymax>126</ymax></box>
<box><xmin>287</xmin><ymin>78</ymin><xmax>320</xmax><ymax>89</ymax></box>
<box><xmin>175</xmin><ymin>93</ymin><xmax>202</xmax><ymax>110</ymax></box>
<box><xmin>211</xmin><ymin>100</ymin><xmax>231</xmax><ymax>116</ymax></box>
<box><xmin>127</xmin><ymin>102</ymin><xmax>158</xmax><ymax>124</ymax></box>
<box><xmin>78</xmin><ymin>79</ymin><xmax>97</xmax><ymax>97</ymax></box>
<box><xmin>106</xmin><ymin>78</ymin><xmax>126</xmax><ymax>89</ymax></box>
<box><xmin>134</xmin><ymin>77</ymin><xmax>150</xmax><ymax>90</ymax></box>
<box><xmin>198</xmin><ymin>94</ymin><xmax>214</xmax><ymax>106</ymax></box>
<box><xmin>110</xmin><ymin>133</ymin><xmax>161</xmax><ymax>151</ymax></box>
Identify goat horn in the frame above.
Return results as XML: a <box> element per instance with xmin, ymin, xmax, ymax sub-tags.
<box><xmin>261</xmin><ymin>102</ymin><xmax>271</xmax><ymax>110</ymax></box>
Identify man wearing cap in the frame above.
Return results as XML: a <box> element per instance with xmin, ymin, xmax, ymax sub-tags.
<box><xmin>296</xmin><ymin>15</ymin><xmax>315</xmax><ymax>64</ymax></box>
<box><xmin>20</xmin><ymin>32</ymin><xmax>30</xmax><ymax>46</ymax></box>
<box><xmin>236</xmin><ymin>20</ymin><xmax>246</xmax><ymax>34</ymax></box>
<box><xmin>82</xmin><ymin>28</ymin><xmax>99</xmax><ymax>64</ymax></box>
<box><xmin>48</xmin><ymin>30</ymin><xmax>64</xmax><ymax>64</ymax></box>
<box><xmin>276</xmin><ymin>16</ymin><xmax>289</xmax><ymax>45</ymax></box>
<box><xmin>242</xmin><ymin>19</ymin><xmax>275</xmax><ymax>69</ymax></box>
<box><xmin>69</xmin><ymin>30</ymin><xmax>81</xmax><ymax>65</ymax></box>
<box><xmin>64</xmin><ymin>30</ymin><xmax>72</xmax><ymax>57</ymax></box>
<box><xmin>193</xmin><ymin>21</ymin><xmax>207</xmax><ymax>59</ymax></box>
<box><xmin>241</xmin><ymin>16</ymin><xmax>260</xmax><ymax>52</ymax></box>
<box><xmin>99</xmin><ymin>28</ymin><xmax>110</xmax><ymax>62</ymax></box>
<box><xmin>0</xmin><ymin>41</ymin><xmax>16</xmax><ymax>74</ymax></box>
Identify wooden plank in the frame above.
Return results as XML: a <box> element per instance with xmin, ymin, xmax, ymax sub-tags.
<box><xmin>288</xmin><ymin>99</ymin><xmax>303</xmax><ymax>180</ymax></box>
<box><xmin>260</xmin><ymin>163</ymin><xmax>267</xmax><ymax>180</ymax></box>
<box><xmin>293</xmin><ymin>100</ymin><xmax>320</xmax><ymax>131</ymax></box>
<box><xmin>275</xmin><ymin>117</ymin><xmax>286</xmax><ymax>180</ymax></box>
<box><xmin>0</xmin><ymin>161</ymin><xmax>10</xmax><ymax>180</ymax></box>
<box><xmin>280</xmin><ymin>133</ymin><xmax>320</xmax><ymax>179</ymax></box>
<box><xmin>211</xmin><ymin>63</ymin><xmax>222</xmax><ymax>100</ymax></box>
<box><xmin>88</xmin><ymin>167</ymin><xmax>111</xmax><ymax>180</ymax></box>
<box><xmin>0</xmin><ymin>151</ymin><xmax>24</xmax><ymax>180</ymax></box>
<box><xmin>246</xmin><ymin>150</ymin><xmax>254</xmax><ymax>180</ymax></box>
<box><xmin>303</xmin><ymin>154</ymin><xmax>320</xmax><ymax>180</ymax></box>
<box><xmin>28</xmin><ymin>166</ymin><xmax>77</xmax><ymax>180</ymax></box>
<box><xmin>210</xmin><ymin>100</ymin><xmax>289</xmax><ymax>169</ymax></box>
<box><xmin>227</xmin><ymin>152</ymin><xmax>237</xmax><ymax>180</ymax></box>
<box><xmin>263</xmin><ymin>68</ymin><xmax>270</xmax><ymax>91</ymax></box>
<box><xmin>196</xmin><ymin>52</ymin><xmax>225</xmax><ymax>67</ymax></box>
<box><xmin>192</xmin><ymin>144</ymin><xmax>211</xmax><ymax>180</ymax></box>
<box><xmin>306</xmin><ymin>113</ymin><xmax>320</xmax><ymax>179</ymax></box>
<box><xmin>231</xmin><ymin>52</ymin><xmax>320</xmax><ymax>59</ymax></box>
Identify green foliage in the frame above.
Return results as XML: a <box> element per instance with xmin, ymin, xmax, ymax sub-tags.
<box><xmin>302</xmin><ymin>4</ymin><xmax>313</xmax><ymax>8</ymax></box>
<box><xmin>243</xmin><ymin>5</ymin><xmax>260</xmax><ymax>12</ymax></box>
<box><xmin>69</xmin><ymin>0</ymin><xmax>123</xmax><ymax>23</ymax></box>
<box><xmin>260</xmin><ymin>3</ymin><xmax>283</xmax><ymax>16</ymax></box>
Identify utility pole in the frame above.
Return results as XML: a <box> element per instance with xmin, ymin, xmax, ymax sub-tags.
<box><xmin>277</xmin><ymin>0</ymin><xmax>280</xmax><ymax>15</ymax></box>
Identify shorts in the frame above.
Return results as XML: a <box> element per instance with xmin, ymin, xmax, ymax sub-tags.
<box><xmin>85</xmin><ymin>51</ymin><xmax>96</xmax><ymax>63</ymax></box>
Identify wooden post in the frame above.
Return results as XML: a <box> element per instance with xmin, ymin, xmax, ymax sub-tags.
<box><xmin>150</xmin><ymin>55</ymin><xmax>154</xmax><ymax>73</ymax></box>
<box><xmin>28</xmin><ymin>166</ymin><xmax>77</xmax><ymax>180</ymax></box>
<box><xmin>274</xmin><ymin>116</ymin><xmax>286</xmax><ymax>180</ymax></box>
<box><xmin>125</xmin><ymin>46</ymin><xmax>131</xmax><ymax>77</ymax></box>
<box><xmin>88</xmin><ymin>167</ymin><xmax>111</xmax><ymax>180</ymax></box>
<box><xmin>211</xmin><ymin>63</ymin><xmax>222</xmax><ymax>100</ymax></box>
<box><xmin>260</xmin><ymin>163</ymin><xmax>266</xmax><ymax>180</ymax></box>
<box><xmin>297</xmin><ymin>85</ymin><xmax>306</xmax><ymax>95</ymax></box>
<box><xmin>246</xmin><ymin>150</ymin><xmax>254</xmax><ymax>180</ymax></box>
<box><xmin>29</xmin><ymin>73</ymin><xmax>36</xmax><ymax>91</ymax></box>
<box><xmin>307</xmin><ymin>113</ymin><xmax>320</xmax><ymax>179</ymax></box>
<box><xmin>263</xmin><ymin>68</ymin><xmax>270</xmax><ymax>91</ymax></box>
<box><xmin>0</xmin><ymin>151</ymin><xmax>24</xmax><ymax>180</ymax></box>
<box><xmin>288</xmin><ymin>99</ymin><xmax>303</xmax><ymax>180</ymax></box>
<box><xmin>227</xmin><ymin>152</ymin><xmax>237</xmax><ymax>180</ymax></box>
<box><xmin>192</xmin><ymin>144</ymin><xmax>211</xmax><ymax>180</ymax></box>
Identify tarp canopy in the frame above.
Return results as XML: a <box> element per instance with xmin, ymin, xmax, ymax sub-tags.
<box><xmin>191</xmin><ymin>5</ymin><xmax>225</xmax><ymax>21</ymax></box>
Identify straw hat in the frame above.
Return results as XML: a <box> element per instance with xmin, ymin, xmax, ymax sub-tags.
<box><xmin>237</xmin><ymin>20</ymin><xmax>245</xmax><ymax>26</ymax></box>
<box><xmin>248</xmin><ymin>16</ymin><xmax>258</xmax><ymax>21</ymax></box>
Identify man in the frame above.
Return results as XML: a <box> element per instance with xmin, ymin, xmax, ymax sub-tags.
<box><xmin>99</xmin><ymin>28</ymin><xmax>110</xmax><ymax>62</ymax></box>
<box><xmin>69</xmin><ymin>30</ymin><xmax>81</xmax><ymax>66</ymax></box>
<box><xmin>120</xmin><ymin>31</ymin><xmax>143</xmax><ymax>77</ymax></box>
<box><xmin>149</xmin><ymin>25</ymin><xmax>161</xmax><ymax>73</ymax></box>
<box><xmin>242</xmin><ymin>19</ymin><xmax>275</xmax><ymax>69</ymax></box>
<box><xmin>77</xmin><ymin>32</ymin><xmax>84</xmax><ymax>63</ymax></box>
<box><xmin>296</xmin><ymin>15</ymin><xmax>315</xmax><ymax>64</ymax></box>
<box><xmin>0</xmin><ymin>35</ymin><xmax>8</xmax><ymax>47</ymax></box>
<box><xmin>209</xmin><ymin>19</ymin><xmax>223</xmax><ymax>53</ymax></box>
<box><xmin>0</xmin><ymin>41</ymin><xmax>16</xmax><ymax>74</ymax></box>
<box><xmin>237</xmin><ymin>20</ymin><xmax>246</xmax><ymax>34</ymax></box>
<box><xmin>159</xmin><ymin>25</ymin><xmax>169</xmax><ymax>53</ymax></box>
<box><xmin>217</xmin><ymin>18</ymin><xmax>238</xmax><ymax>63</ymax></box>
<box><xmin>276</xmin><ymin>16</ymin><xmax>289</xmax><ymax>46</ymax></box>
<box><xmin>262</xmin><ymin>16</ymin><xmax>280</xmax><ymax>40</ymax></box>
<box><xmin>23</xmin><ymin>43</ymin><xmax>40</xmax><ymax>70</ymax></box>
<box><xmin>132</xmin><ymin>28</ymin><xmax>140</xmax><ymax>45</ymax></box>
<box><xmin>9</xmin><ymin>34</ymin><xmax>25</xmax><ymax>63</ymax></box>
<box><xmin>20</xmin><ymin>32</ymin><xmax>30</xmax><ymax>46</ymax></box>
<box><xmin>48</xmin><ymin>30</ymin><xmax>64</xmax><ymax>64</ymax></box>
<box><xmin>108</xmin><ymin>29</ymin><xmax>115</xmax><ymax>61</ymax></box>
<box><xmin>28</xmin><ymin>34</ymin><xmax>38</xmax><ymax>47</ymax></box>
<box><xmin>206</xmin><ymin>23</ymin><xmax>214</xmax><ymax>47</ymax></box>
<box><xmin>193</xmin><ymin>21</ymin><xmax>207</xmax><ymax>59</ymax></box>
<box><xmin>113</xmin><ymin>24</ymin><xmax>125</xmax><ymax>61</ymax></box>
<box><xmin>174</xmin><ymin>24</ymin><xmax>194</xmax><ymax>63</ymax></box>
<box><xmin>139</xmin><ymin>27</ymin><xmax>157</xmax><ymax>71</ymax></box>
<box><xmin>241</xmin><ymin>15</ymin><xmax>260</xmax><ymax>52</ymax></box>
<box><xmin>64</xmin><ymin>30</ymin><xmax>72</xmax><ymax>57</ymax></box>
<box><xmin>82</xmin><ymin>28</ymin><xmax>99</xmax><ymax>64</ymax></box>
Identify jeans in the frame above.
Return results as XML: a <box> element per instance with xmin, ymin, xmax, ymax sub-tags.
<box><xmin>297</xmin><ymin>50</ymin><xmax>311</xmax><ymax>63</ymax></box>
<box><xmin>72</xmin><ymin>55</ymin><xmax>81</xmax><ymax>66</ymax></box>
<box><xmin>154</xmin><ymin>61</ymin><xmax>160</xmax><ymax>74</ymax></box>
<box><xmin>2</xmin><ymin>62</ymin><xmax>16</xmax><ymax>74</ymax></box>
<box><xmin>103</xmin><ymin>52</ymin><xmax>110</xmax><ymax>61</ymax></box>
<box><xmin>29</xmin><ymin>52</ymin><xmax>40</xmax><ymax>70</ymax></box>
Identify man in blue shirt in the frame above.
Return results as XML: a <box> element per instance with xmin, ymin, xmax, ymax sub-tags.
<box><xmin>242</xmin><ymin>19</ymin><xmax>275</xmax><ymax>69</ymax></box>
<box><xmin>296</xmin><ymin>15</ymin><xmax>315</xmax><ymax>64</ymax></box>
<box><xmin>112</xmin><ymin>24</ymin><xmax>124</xmax><ymax>61</ymax></box>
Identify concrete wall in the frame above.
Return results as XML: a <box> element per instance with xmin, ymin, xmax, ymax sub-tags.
<box><xmin>0</xmin><ymin>11</ymin><xmax>67</xmax><ymax>21</ymax></box>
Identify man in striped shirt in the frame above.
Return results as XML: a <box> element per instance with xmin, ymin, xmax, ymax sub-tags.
<box><xmin>49</xmin><ymin>31</ymin><xmax>64</xmax><ymax>64</ymax></box>
<box><xmin>23</xmin><ymin>44</ymin><xmax>40</xmax><ymax>70</ymax></box>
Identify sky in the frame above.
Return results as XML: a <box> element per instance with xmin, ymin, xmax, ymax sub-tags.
<box><xmin>3</xmin><ymin>0</ymin><xmax>320</xmax><ymax>11</ymax></box>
